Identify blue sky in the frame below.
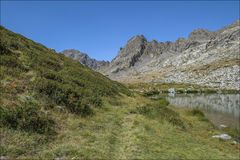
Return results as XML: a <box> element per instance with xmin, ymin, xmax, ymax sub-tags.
<box><xmin>1</xmin><ymin>1</ymin><xmax>239</xmax><ymax>61</ymax></box>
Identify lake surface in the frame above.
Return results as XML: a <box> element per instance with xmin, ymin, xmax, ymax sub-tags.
<box><xmin>160</xmin><ymin>93</ymin><xmax>239</xmax><ymax>129</ymax></box>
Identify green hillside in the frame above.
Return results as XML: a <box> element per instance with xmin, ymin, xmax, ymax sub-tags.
<box><xmin>0</xmin><ymin>26</ymin><xmax>130</xmax><ymax>133</ymax></box>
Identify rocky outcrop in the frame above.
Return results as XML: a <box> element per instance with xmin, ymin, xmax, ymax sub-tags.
<box><xmin>102</xmin><ymin>20</ymin><xmax>240</xmax><ymax>90</ymax></box>
<box><xmin>61</xmin><ymin>21</ymin><xmax>239</xmax><ymax>90</ymax></box>
<box><xmin>107</xmin><ymin>35</ymin><xmax>147</xmax><ymax>73</ymax></box>
<box><xmin>61</xmin><ymin>49</ymin><xmax>109</xmax><ymax>70</ymax></box>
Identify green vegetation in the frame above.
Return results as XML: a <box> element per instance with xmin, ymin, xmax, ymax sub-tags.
<box><xmin>0</xmin><ymin>25</ymin><xmax>129</xmax><ymax>116</ymax></box>
<box><xmin>0</xmin><ymin>25</ymin><xmax>129</xmax><ymax>156</ymax></box>
<box><xmin>188</xmin><ymin>108</ymin><xmax>210</xmax><ymax>122</ymax></box>
<box><xmin>133</xmin><ymin>99</ymin><xmax>186</xmax><ymax>130</ymax></box>
<box><xmin>0</xmin><ymin>102</ymin><xmax>55</xmax><ymax>135</ymax></box>
<box><xmin>128</xmin><ymin>82</ymin><xmax>240</xmax><ymax>94</ymax></box>
<box><xmin>1</xmin><ymin>26</ymin><xmax>239</xmax><ymax>159</ymax></box>
<box><xmin>2</xmin><ymin>94</ymin><xmax>239</xmax><ymax>159</ymax></box>
<box><xmin>189</xmin><ymin>108</ymin><xmax>205</xmax><ymax>117</ymax></box>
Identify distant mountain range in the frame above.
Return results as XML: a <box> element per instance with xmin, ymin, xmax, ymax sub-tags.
<box><xmin>62</xmin><ymin>20</ymin><xmax>240</xmax><ymax>90</ymax></box>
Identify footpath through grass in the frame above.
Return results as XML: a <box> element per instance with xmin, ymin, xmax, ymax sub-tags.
<box><xmin>2</xmin><ymin>94</ymin><xmax>239</xmax><ymax>159</ymax></box>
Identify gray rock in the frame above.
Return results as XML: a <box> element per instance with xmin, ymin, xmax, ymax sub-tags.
<box><xmin>0</xmin><ymin>156</ymin><xmax>9</xmax><ymax>160</ymax></box>
<box><xmin>168</xmin><ymin>88</ymin><xmax>176</xmax><ymax>94</ymax></box>
<box><xmin>219</xmin><ymin>124</ymin><xmax>227</xmax><ymax>129</ymax></box>
<box><xmin>231</xmin><ymin>141</ymin><xmax>238</xmax><ymax>145</ymax></box>
<box><xmin>55</xmin><ymin>105</ymin><xmax>65</xmax><ymax>111</ymax></box>
<box><xmin>212</xmin><ymin>134</ymin><xmax>232</xmax><ymax>140</ymax></box>
<box><xmin>54</xmin><ymin>157</ymin><xmax>68</xmax><ymax>160</ymax></box>
<box><xmin>168</xmin><ymin>88</ymin><xmax>176</xmax><ymax>97</ymax></box>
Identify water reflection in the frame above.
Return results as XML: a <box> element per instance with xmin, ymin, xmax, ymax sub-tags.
<box><xmin>165</xmin><ymin>94</ymin><xmax>240</xmax><ymax>129</ymax></box>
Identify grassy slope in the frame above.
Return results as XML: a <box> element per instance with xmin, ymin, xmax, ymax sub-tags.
<box><xmin>2</xmin><ymin>94</ymin><xmax>239</xmax><ymax>159</ymax></box>
<box><xmin>0</xmin><ymin>25</ymin><xmax>129</xmax><ymax>115</ymax></box>
<box><xmin>0</xmin><ymin>26</ymin><xmax>128</xmax><ymax>156</ymax></box>
<box><xmin>0</xmin><ymin>26</ymin><xmax>239</xmax><ymax>159</ymax></box>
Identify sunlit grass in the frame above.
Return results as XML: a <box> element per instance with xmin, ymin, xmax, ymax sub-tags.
<box><xmin>2</xmin><ymin>94</ymin><xmax>239</xmax><ymax>159</ymax></box>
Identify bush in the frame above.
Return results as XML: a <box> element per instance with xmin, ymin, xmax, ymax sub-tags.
<box><xmin>0</xmin><ymin>102</ymin><xmax>56</xmax><ymax>135</ymax></box>
<box><xmin>66</xmin><ymin>99</ymin><xmax>93</xmax><ymax>116</ymax></box>
<box><xmin>90</xmin><ymin>95</ymin><xmax>103</xmax><ymax>107</ymax></box>
<box><xmin>136</xmin><ymin>99</ymin><xmax>186</xmax><ymax>129</ymax></box>
<box><xmin>0</xmin><ymin>41</ymin><xmax>10</xmax><ymax>55</ymax></box>
<box><xmin>189</xmin><ymin>109</ymin><xmax>209</xmax><ymax>121</ymax></box>
<box><xmin>33</xmin><ymin>78</ymin><xmax>95</xmax><ymax>116</ymax></box>
<box><xmin>158</xmin><ymin>98</ymin><xmax>170</xmax><ymax>106</ymax></box>
<box><xmin>144</xmin><ymin>90</ymin><xmax>160</xmax><ymax>96</ymax></box>
<box><xmin>0</xmin><ymin>55</ymin><xmax>26</xmax><ymax>70</ymax></box>
<box><xmin>189</xmin><ymin>108</ymin><xmax>205</xmax><ymax>117</ymax></box>
<box><xmin>41</xmin><ymin>71</ymin><xmax>63</xmax><ymax>83</ymax></box>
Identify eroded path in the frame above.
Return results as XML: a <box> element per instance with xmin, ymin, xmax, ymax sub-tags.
<box><xmin>30</xmin><ymin>96</ymin><xmax>240</xmax><ymax>159</ymax></box>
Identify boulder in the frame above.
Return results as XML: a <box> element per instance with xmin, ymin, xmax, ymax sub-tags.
<box><xmin>212</xmin><ymin>134</ymin><xmax>231</xmax><ymax>140</ymax></box>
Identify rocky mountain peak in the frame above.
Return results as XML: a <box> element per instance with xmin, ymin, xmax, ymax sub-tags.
<box><xmin>108</xmin><ymin>35</ymin><xmax>148</xmax><ymax>73</ymax></box>
<box><xmin>188</xmin><ymin>29</ymin><xmax>216</xmax><ymax>42</ymax></box>
<box><xmin>103</xmin><ymin>20</ymin><xmax>240</xmax><ymax>90</ymax></box>
<box><xmin>62</xmin><ymin>49</ymin><xmax>82</xmax><ymax>57</ymax></box>
<box><xmin>61</xmin><ymin>49</ymin><xmax>109</xmax><ymax>70</ymax></box>
<box><xmin>127</xmin><ymin>35</ymin><xmax>147</xmax><ymax>43</ymax></box>
<box><xmin>61</xmin><ymin>20</ymin><xmax>239</xmax><ymax>90</ymax></box>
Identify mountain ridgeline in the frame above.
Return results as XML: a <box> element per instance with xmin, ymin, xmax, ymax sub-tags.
<box><xmin>64</xmin><ymin>20</ymin><xmax>240</xmax><ymax>90</ymax></box>
<box><xmin>61</xmin><ymin>49</ymin><xmax>109</xmax><ymax>70</ymax></box>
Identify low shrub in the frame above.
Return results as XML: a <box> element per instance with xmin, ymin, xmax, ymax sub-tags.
<box><xmin>144</xmin><ymin>90</ymin><xmax>159</xmax><ymax>96</ymax></box>
<box><xmin>158</xmin><ymin>98</ymin><xmax>170</xmax><ymax>106</ymax></box>
<box><xmin>90</xmin><ymin>95</ymin><xmax>103</xmax><ymax>107</ymax></box>
<box><xmin>0</xmin><ymin>102</ymin><xmax>56</xmax><ymax>135</ymax></box>
<box><xmin>0</xmin><ymin>55</ymin><xmax>26</xmax><ymax>71</ymax></box>
<box><xmin>189</xmin><ymin>108</ymin><xmax>205</xmax><ymax>117</ymax></box>
<box><xmin>189</xmin><ymin>109</ymin><xmax>210</xmax><ymax>121</ymax></box>
<box><xmin>33</xmin><ymin>78</ymin><xmax>96</xmax><ymax>116</ymax></box>
<box><xmin>40</xmin><ymin>71</ymin><xmax>63</xmax><ymax>83</ymax></box>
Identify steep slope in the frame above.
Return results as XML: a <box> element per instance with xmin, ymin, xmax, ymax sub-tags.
<box><xmin>0</xmin><ymin>25</ymin><xmax>129</xmax><ymax>119</ymax></box>
<box><xmin>61</xmin><ymin>49</ymin><xmax>109</xmax><ymax>70</ymax></box>
<box><xmin>102</xmin><ymin>20</ymin><xmax>240</xmax><ymax>90</ymax></box>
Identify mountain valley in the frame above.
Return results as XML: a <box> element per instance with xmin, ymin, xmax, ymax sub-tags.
<box><xmin>0</xmin><ymin>21</ymin><xmax>239</xmax><ymax>159</ymax></box>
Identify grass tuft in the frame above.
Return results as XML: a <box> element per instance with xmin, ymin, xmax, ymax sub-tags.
<box><xmin>135</xmin><ymin>99</ymin><xmax>186</xmax><ymax>129</ymax></box>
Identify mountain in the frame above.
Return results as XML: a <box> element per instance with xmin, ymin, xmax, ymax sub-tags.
<box><xmin>1</xmin><ymin>25</ymin><xmax>239</xmax><ymax>160</ymax></box>
<box><xmin>102</xmin><ymin>20</ymin><xmax>240</xmax><ymax>90</ymax></box>
<box><xmin>61</xmin><ymin>49</ymin><xmax>109</xmax><ymax>70</ymax></box>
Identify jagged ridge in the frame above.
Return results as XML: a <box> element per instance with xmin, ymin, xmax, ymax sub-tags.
<box><xmin>102</xmin><ymin>20</ymin><xmax>240</xmax><ymax>90</ymax></box>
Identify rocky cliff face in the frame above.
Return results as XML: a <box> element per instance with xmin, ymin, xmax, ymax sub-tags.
<box><xmin>61</xmin><ymin>49</ymin><xmax>109</xmax><ymax>70</ymax></box>
<box><xmin>102</xmin><ymin>20</ymin><xmax>240</xmax><ymax>90</ymax></box>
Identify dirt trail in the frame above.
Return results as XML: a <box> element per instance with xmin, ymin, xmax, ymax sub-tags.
<box><xmin>112</xmin><ymin>114</ymin><xmax>140</xmax><ymax>159</ymax></box>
